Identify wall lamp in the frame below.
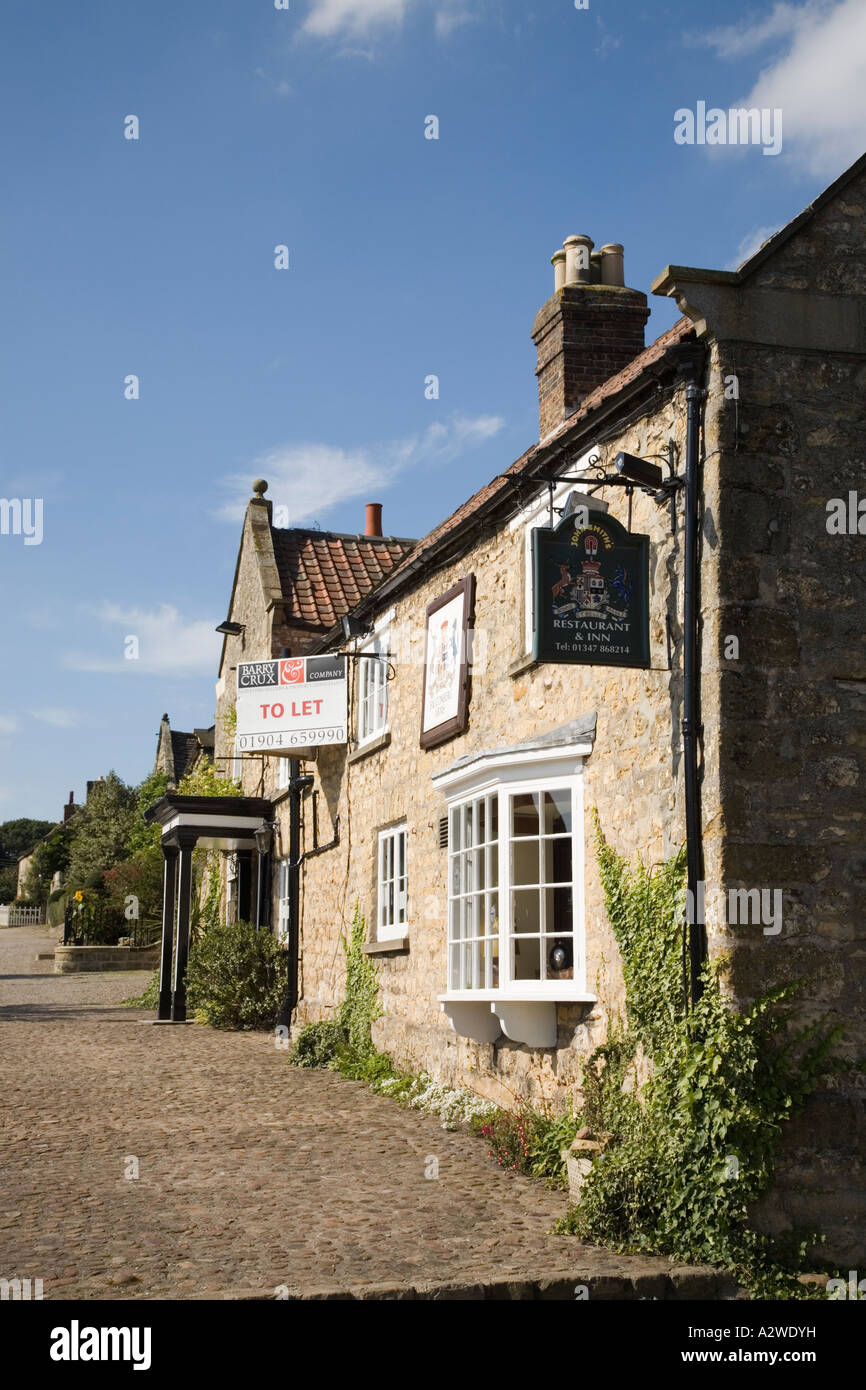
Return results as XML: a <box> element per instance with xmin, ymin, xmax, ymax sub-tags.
<box><xmin>613</xmin><ymin>451</ymin><xmax>665</xmax><ymax>490</ymax></box>
<box><xmin>216</xmin><ymin>620</ymin><xmax>246</xmax><ymax>636</ymax></box>
<box><xmin>341</xmin><ymin>614</ymin><xmax>371</xmax><ymax>642</ymax></box>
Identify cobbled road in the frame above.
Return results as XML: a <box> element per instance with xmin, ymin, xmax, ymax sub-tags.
<box><xmin>0</xmin><ymin>927</ymin><xmax>725</xmax><ymax>1300</ymax></box>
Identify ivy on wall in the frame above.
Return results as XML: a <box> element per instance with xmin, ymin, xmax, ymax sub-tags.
<box><xmin>556</xmin><ymin>812</ymin><xmax>845</xmax><ymax>1297</ymax></box>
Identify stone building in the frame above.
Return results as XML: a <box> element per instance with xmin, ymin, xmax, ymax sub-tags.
<box><xmin>211</xmin><ymin>153</ymin><xmax>866</xmax><ymax>1262</ymax></box>
<box><xmin>154</xmin><ymin>714</ymin><xmax>214</xmax><ymax>786</ymax></box>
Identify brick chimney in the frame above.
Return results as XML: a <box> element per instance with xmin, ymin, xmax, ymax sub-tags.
<box><xmin>365</xmin><ymin>502</ymin><xmax>383</xmax><ymax>537</ymax></box>
<box><xmin>532</xmin><ymin>235</ymin><xmax>650</xmax><ymax>440</ymax></box>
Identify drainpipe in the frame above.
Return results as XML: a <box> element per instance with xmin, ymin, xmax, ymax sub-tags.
<box><xmin>667</xmin><ymin>342</ymin><xmax>707</xmax><ymax>1006</ymax></box>
<box><xmin>279</xmin><ymin>757</ymin><xmax>313</xmax><ymax>1030</ymax></box>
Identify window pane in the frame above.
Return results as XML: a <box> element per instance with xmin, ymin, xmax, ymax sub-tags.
<box><xmin>478</xmin><ymin>799</ymin><xmax>486</xmax><ymax>844</ymax></box>
<box><xmin>490</xmin><ymin>794</ymin><xmax>499</xmax><ymax>841</ymax></box>
<box><xmin>464</xmin><ymin>804</ymin><xmax>473</xmax><ymax>848</ymax></box>
<box><xmin>512</xmin><ymin>839</ymin><xmax>539</xmax><ymax>887</ymax></box>
<box><xmin>542</xmin><ymin>836</ymin><xmax>573</xmax><ymax>885</ymax></box>
<box><xmin>512</xmin><ymin>792</ymin><xmax>539</xmax><ymax>838</ymax></box>
<box><xmin>542</xmin><ymin>789</ymin><xmax>572</xmax><ymax>836</ymax></box>
<box><xmin>450</xmin><ymin>807</ymin><xmax>461</xmax><ymax>852</ymax></box>
<box><xmin>464</xmin><ymin>850</ymin><xmax>474</xmax><ymax>895</ymax></box>
<box><xmin>488</xmin><ymin>843</ymin><xmax>499</xmax><ymax>889</ymax></box>
<box><xmin>448</xmin><ymin>940</ymin><xmax>461</xmax><ymax>990</ymax></box>
<box><xmin>476</xmin><ymin>847</ymin><xmax>485</xmax><ymax>891</ymax></box>
<box><xmin>486</xmin><ymin>891</ymin><xmax>499</xmax><ymax>936</ymax></box>
<box><xmin>512</xmin><ymin>887</ymin><xmax>541</xmax><ymax>934</ymax></box>
<box><xmin>398</xmin><ymin>832</ymin><xmax>405</xmax><ymax>877</ymax></box>
<box><xmin>451</xmin><ymin>853</ymin><xmax>462</xmax><ymax>897</ymax></box>
<box><xmin>543</xmin><ymin>885</ymin><xmax>573</xmax><ymax>933</ymax></box>
<box><xmin>513</xmin><ymin>935</ymin><xmax>541</xmax><ymax>981</ymax></box>
<box><xmin>543</xmin><ymin>936</ymin><xmax>574</xmax><ymax>980</ymax></box>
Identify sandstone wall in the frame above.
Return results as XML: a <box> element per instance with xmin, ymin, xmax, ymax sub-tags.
<box><xmin>286</xmin><ymin>375</ymin><xmax>725</xmax><ymax>1113</ymax></box>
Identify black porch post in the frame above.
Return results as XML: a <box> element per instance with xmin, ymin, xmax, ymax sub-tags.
<box><xmin>236</xmin><ymin>849</ymin><xmax>253</xmax><ymax>925</ymax></box>
<box><xmin>171</xmin><ymin>832</ymin><xmax>196</xmax><ymax>1022</ymax></box>
<box><xmin>158</xmin><ymin>842</ymin><xmax>179</xmax><ymax>1021</ymax></box>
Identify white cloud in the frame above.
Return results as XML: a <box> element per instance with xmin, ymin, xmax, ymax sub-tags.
<box><xmin>30</xmin><ymin>708</ymin><xmax>80</xmax><ymax>729</ymax></box>
<box><xmin>63</xmin><ymin>604</ymin><xmax>221</xmax><ymax>676</ymax></box>
<box><xmin>255</xmin><ymin>67</ymin><xmax>291</xmax><ymax>97</ymax></box>
<box><xmin>725</xmin><ymin>224</ymin><xmax>782</xmax><ymax>270</ymax></box>
<box><xmin>435</xmin><ymin>2</ymin><xmax>474</xmax><ymax>38</ymax></box>
<box><xmin>301</xmin><ymin>0</ymin><xmax>409</xmax><ymax>39</ymax></box>
<box><xmin>0</xmin><ymin>714</ymin><xmax>18</xmax><ymax>735</ymax></box>
<box><xmin>301</xmin><ymin>0</ymin><xmax>478</xmax><ymax>40</ymax></box>
<box><xmin>216</xmin><ymin>413</ymin><xmax>506</xmax><ymax>527</ymax></box>
<box><xmin>691</xmin><ymin>2</ymin><xmax>811</xmax><ymax>59</ymax></box>
<box><xmin>695</xmin><ymin>0</ymin><xmax>866</xmax><ymax>175</ymax></box>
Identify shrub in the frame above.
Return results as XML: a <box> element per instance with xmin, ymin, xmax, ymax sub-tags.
<box><xmin>554</xmin><ymin>814</ymin><xmax>844</xmax><ymax>1297</ymax></box>
<box><xmin>186</xmin><ymin>921</ymin><xmax>286</xmax><ymax>1030</ymax></box>
<box><xmin>289</xmin><ymin>1019</ymin><xmax>347</xmax><ymax>1068</ymax></box>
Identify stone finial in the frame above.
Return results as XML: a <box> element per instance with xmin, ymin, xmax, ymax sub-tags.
<box><xmin>252</xmin><ymin>479</ymin><xmax>268</xmax><ymax>497</ymax></box>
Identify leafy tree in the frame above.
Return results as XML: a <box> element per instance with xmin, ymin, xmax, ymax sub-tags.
<box><xmin>127</xmin><ymin>770</ymin><xmax>171</xmax><ymax>854</ymax></box>
<box><xmin>176</xmin><ymin>760</ymin><xmax>241</xmax><ymax>798</ymax></box>
<box><xmin>65</xmin><ymin>772</ymin><xmax>137</xmax><ymax>890</ymax></box>
<box><xmin>0</xmin><ymin>864</ymin><xmax>19</xmax><ymax>903</ymax></box>
<box><xmin>0</xmin><ymin>818</ymin><xmax>56</xmax><ymax>861</ymax></box>
<box><xmin>102</xmin><ymin>848</ymin><xmax>164</xmax><ymax>934</ymax></box>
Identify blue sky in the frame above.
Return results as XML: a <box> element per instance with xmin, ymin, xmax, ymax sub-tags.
<box><xmin>1</xmin><ymin>0</ymin><xmax>864</xmax><ymax>820</ymax></box>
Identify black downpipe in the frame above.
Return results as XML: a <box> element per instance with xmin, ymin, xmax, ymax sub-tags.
<box><xmin>279</xmin><ymin>757</ymin><xmax>312</xmax><ymax>1030</ymax></box>
<box><xmin>671</xmin><ymin>343</ymin><xmax>707</xmax><ymax>1006</ymax></box>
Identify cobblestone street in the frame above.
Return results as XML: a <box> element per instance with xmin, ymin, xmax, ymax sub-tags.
<box><xmin>0</xmin><ymin>927</ymin><xmax>729</xmax><ymax>1300</ymax></box>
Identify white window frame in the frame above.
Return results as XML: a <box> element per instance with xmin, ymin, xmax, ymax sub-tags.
<box><xmin>376</xmin><ymin>823</ymin><xmax>408</xmax><ymax>941</ymax></box>
<box><xmin>433</xmin><ymin>742</ymin><xmax>594</xmax><ymax>1003</ymax></box>
<box><xmin>276</xmin><ymin>756</ymin><xmax>290</xmax><ymax>791</ymax></box>
<box><xmin>509</xmin><ymin>447</ymin><xmax>602</xmax><ymax>657</ymax></box>
<box><xmin>355</xmin><ymin>610</ymin><xmax>393</xmax><ymax>747</ymax></box>
<box><xmin>277</xmin><ymin>858</ymin><xmax>291</xmax><ymax>943</ymax></box>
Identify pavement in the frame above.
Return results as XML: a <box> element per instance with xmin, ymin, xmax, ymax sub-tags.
<box><xmin>0</xmin><ymin>926</ymin><xmax>740</xmax><ymax>1300</ymax></box>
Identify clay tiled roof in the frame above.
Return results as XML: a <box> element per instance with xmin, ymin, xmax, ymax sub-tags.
<box><xmin>376</xmin><ymin>317</ymin><xmax>693</xmax><ymax>592</ymax></box>
<box><xmin>272</xmin><ymin>529</ymin><xmax>417</xmax><ymax>630</ymax></box>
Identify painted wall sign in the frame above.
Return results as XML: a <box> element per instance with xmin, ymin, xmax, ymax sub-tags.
<box><xmin>420</xmin><ymin>575</ymin><xmax>475</xmax><ymax>749</ymax></box>
<box><xmin>236</xmin><ymin>655</ymin><xmax>347</xmax><ymax>751</ymax></box>
<box><xmin>532</xmin><ymin>510</ymin><xmax>650</xmax><ymax>668</ymax></box>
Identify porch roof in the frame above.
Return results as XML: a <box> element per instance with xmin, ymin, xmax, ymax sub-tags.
<box><xmin>144</xmin><ymin>794</ymin><xmax>274</xmax><ymax>851</ymax></box>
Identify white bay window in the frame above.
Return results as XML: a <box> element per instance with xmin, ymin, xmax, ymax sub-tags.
<box><xmin>433</xmin><ymin>718</ymin><xmax>597</xmax><ymax>1046</ymax></box>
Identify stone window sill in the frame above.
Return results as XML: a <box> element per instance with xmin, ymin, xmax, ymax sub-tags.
<box><xmin>362</xmin><ymin>937</ymin><xmax>409</xmax><ymax>956</ymax></box>
<box><xmin>348</xmin><ymin>731</ymin><xmax>391</xmax><ymax>764</ymax></box>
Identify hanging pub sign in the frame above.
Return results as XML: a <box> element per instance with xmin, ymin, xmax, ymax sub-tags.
<box><xmin>532</xmin><ymin>509</ymin><xmax>650</xmax><ymax>668</ymax></box>
<box><xmin>235</xmin><ymin>655</ymin><xmax>347</xmax><ymax>752</ymax></box>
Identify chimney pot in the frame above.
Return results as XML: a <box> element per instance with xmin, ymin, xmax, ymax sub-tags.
<box><xmin>365</xmin><ymin>502</ymin><xmax>383</xmax><ymax>538</ymax></box>
<box><xmin>563</xmin><ymin>234</ymin><xmax>594</xmax><ymax>286</ymax></box>
<box><xmin>551</xmin><ymin>249</ymin><xmax>567</xmax><ymax>292</ymax></box>
<box><xmin>600</xmin><ymin>243</ymin><xmax>625</xmax><ymax>287</ymax></box>
<box><xmin>532</xmin><ymin>236</ymin><xmax>649</xmax><ymax>439</ymax></box>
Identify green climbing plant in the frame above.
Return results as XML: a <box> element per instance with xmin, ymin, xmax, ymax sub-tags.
<box><xmin>555</xmin><ymin>812</ymin><xmax>844</xmax><ymax>1297</ymax></box>
<box><xmin>289</xmin><ymin>906</ymin><xmax>391</xmax><ymax>1081</ymax></box>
